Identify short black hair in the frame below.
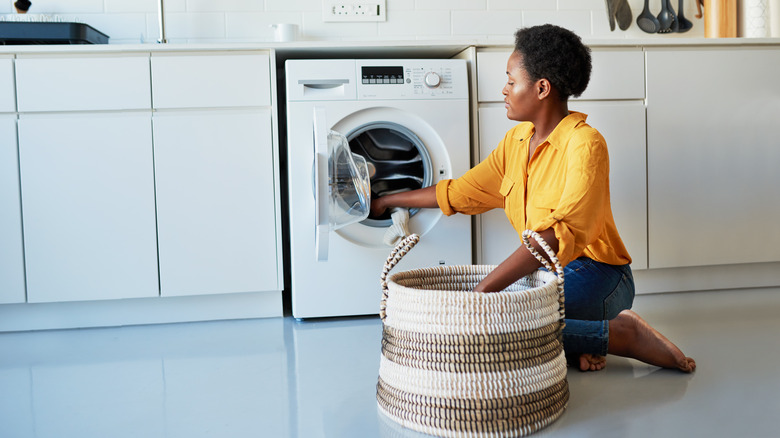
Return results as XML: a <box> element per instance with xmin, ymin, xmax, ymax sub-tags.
<box><xmin>513</xmin><ymin>24</ymin><xmax>591</xmax><ymax>100</ymax></box>
<box><xmin>15</xmin><ymin>0</ymin><xmax>32</xmax><ymax>11</ymax></box>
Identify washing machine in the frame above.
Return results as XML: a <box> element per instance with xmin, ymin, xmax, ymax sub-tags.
<box><xmin>285</xmin><ymin>59</ymin><xmax>472</xmax><ymax>319</ymax></box>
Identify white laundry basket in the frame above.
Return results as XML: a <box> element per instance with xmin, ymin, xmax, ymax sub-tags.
<box><xmin>377</xmin><ymin>230</ymin><xmax>568</xmax><ymax>437</ymax></box>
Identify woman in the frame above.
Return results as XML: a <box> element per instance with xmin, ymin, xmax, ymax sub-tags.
<box><xmin>371</xmin><ymin>24</ymin><xmax>695</xmax><ymax>373</ymax></box>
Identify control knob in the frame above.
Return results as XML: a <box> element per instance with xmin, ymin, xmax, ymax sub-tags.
<box><xmin>423</xmin><ymin>72</ymin><xmax>442</xmax><ymax>88</ymax></box>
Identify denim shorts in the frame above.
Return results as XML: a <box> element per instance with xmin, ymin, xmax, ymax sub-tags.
<box><xmin>544</xmin><ymin>256</ymin><xmax>635</xmax><ymax>358</ymax></box>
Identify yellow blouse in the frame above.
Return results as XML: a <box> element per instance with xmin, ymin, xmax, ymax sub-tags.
<box><xmin>436</xmin><ymin>111</ymin><xmax>631</xmax><ymax>267</ymax></box>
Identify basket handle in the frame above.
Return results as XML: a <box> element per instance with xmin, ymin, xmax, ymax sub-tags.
<box><xmin>379</xmin><ymin>233</ymin><xmax>420</xmax><ymax>320</ymax></box>
<box><xmin>521</xmin><ymin>230</ymin><xmax>564</xmax><ymax>294</ymax></box>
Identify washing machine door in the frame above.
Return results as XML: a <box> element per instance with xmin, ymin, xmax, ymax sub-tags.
<box><xmin>314</xmin><ymin>107</ymin><xmax>371</xmax><ymax>261</ymax></box>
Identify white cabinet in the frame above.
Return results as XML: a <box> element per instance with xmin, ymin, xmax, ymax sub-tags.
<box><xmin>151</xmin><ymin>52</ymin><xmax>271</xmax><ymax>109</ymax></box>
<box><xmin>151</xmin><ymin>52</ymin><xmax>281</xmax><ymax>298</ymax></box>
<box><xmin>15</xmin><ymin>55</ymin><xmax>150</xmax><ymax>112</ymax></box>
<box><xmin>476</xmin><ymin>49</ymin><xmax>645</xmax><ymax>102</ymax></box>
<box><xmin>18</xmin><ymin>114</ymin><xmax>159</xmax><ymax>303</ymax></box>
<box><xmin>475</xmin><ymin>49</ymin><xmax>648</xmax><ymax>269</ymax></box>
<box><xmin>153</xmin><ymin>110</ymin><xmax>280</xmax><ymax>297</ymax></box>
<box><xmin>570</xmin><ymin>101</ymin><xmax>648</xmax><ymax>270</ymax></box>
<box><xmin>0</xmin><ymin>115</ymin><xmax>25</xmax><ymax>304</ymax></box>
<box><xmin>0</xmin><ymin>56</ymin><xmax>14</xmax><ymax>112</ymax></box>
<box><xmin>476</xmin><ymin>108</ymin><xmax>527</xmax><ymax>265</ymax></box>
<box><xmin>12</xmin><ymin>54</ymin><xmax>157</xmax><ymax>304</ymax></box>
<box><xmin>646</xmin><ymin>48</ymin><xmax>780</xmax><ymax>268</ymax></box>
<box><xmin>0</xmin><ymin>48</ymin><xmax>282</xmax><ymax>330</ymax></box>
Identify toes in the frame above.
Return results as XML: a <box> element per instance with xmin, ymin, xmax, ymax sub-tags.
<box><xmin>579</xmin><ymin>354</ymin><xmax>607</xmax><ymax>372</ymax></box>
<box><xmin>579</xmin><ymin>355</ymin><xmax>591</xmax><ymax>371</ymax></box>
<box><xmin>680</xmin><ymin>357</ymin><xmax>696</xmax><ymax>373</ymax></box>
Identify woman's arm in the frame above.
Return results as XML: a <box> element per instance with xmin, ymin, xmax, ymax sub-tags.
<box><xmin>370</xmin><ymin>186</ymin><xmax>438</xmax><ymax>217</ymax></box>
<box><xmin>473</xmin><ymin>228</ymin><xmax>559</xmax><ymax>292</ymax></box>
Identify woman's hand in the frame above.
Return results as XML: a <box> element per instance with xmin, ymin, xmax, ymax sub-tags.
<box><xmin>369</xmin><ymin>186</ymin><xmax>439</xmax><ymax>218</ymax></box>
<box><xmin>370</xmin><ymin>196</ymin><xmax>387</xmax><ymax>218</ymax></box>
<box><xmin>473</xmin><ymin>228</ymin><xmax>559</xmax><ymax>292</ymax></box>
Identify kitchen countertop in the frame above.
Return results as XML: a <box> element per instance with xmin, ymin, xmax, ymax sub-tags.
<box><xmin>0</xmin><ymin>40</ymin><xmax>475</xmax><ymax>57</ymax></box>
<box><xmin>2</xmin><ymin>37</ymin><xmax>780</xmax><ymax>57</ymax></box>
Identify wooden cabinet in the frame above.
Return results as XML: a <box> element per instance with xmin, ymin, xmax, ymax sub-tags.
<box><xmin>153</xmin><ymin>110</ymin><xmax>280</xmax><ymax>297</ymax></box>
<box><xmin>646</xmin><ymin>48</ymin><xmax>780</xmax><ymax>268</ymax></box>
<box><xmin>475</xmin><ymin>49</ymin><xmax>648</xmax><ymax>269</ymax></box>
<box><xmin>17</xmin><ymin>114</ymin><xmax>159</xmax><ymax>303</ymax></box>
<box><xmin>0</xmin><ymin>115</ymin><xmax>25</xmax><ymax>304</ymax></box>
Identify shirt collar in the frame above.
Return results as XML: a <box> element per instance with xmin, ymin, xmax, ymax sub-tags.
<box><xmin>509</xmin><ymin>111</ymin><xmax>588</xmax><ymax>148</ymax></box>
<box><xmin>545</xmin><ymin>111</ymin><xmax>588</xmax><ymax>151</ymax></box>
<box><xmin>511</xmin><ymin>122</ymin><xmax>535</xmax><ymax>142</ymax></box>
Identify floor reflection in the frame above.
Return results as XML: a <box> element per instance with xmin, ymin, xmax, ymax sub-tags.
<box><xmin>2</xmin><ymin>287</ymin><xmax>780</xmax><ymax>437</ymax></box>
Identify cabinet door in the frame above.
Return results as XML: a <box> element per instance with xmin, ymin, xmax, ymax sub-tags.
<box><xmin>476</xmin><ymin>107</ymin><xmax>526</xmax><ymax>265</ymax></box>
<box><xmin>477</xmin><ymin>103</ymin><xmax>647</xmax><ymax>269</ymax></box>
<box><xmin>646</xmin><ymin>48</ymin><xmax>780</xmax><ymax>268</ymax></box>
<box><xmin>15</xmin><ymin>55</ymin><xmax>150</xmax><ymax>112</ymax></box>
<box><xmin>1</xmin><ymin>115</ymin><xmax>25</xmax><ymax>303</ymax></box>
<box><xmin>0</xmin><ymin>56</ymin><xmax>14</xmax><ymax>113</ymax></box>
<box><xmin>18</xmin><ymin>114</ymin><xmax>159</xmax><ymax>303</ymax></box>
<box><xmin>151</xmin><ymin>53</ymin><xmax>271</xmax><ymax>109</ymax></box>
<box><xmin>153</xmin><ymin>110</ymin><xmax>279</xmax><ymax>297</ymax></box>
<box><xmin>476</xmin><ymin>49</ymin><xmax>645</xmax><ymax>103</ymax></box>
<box><xmin>570</xmin><ymin>101</ymin><xmax>648</xmax><ymax>270</ymax></box>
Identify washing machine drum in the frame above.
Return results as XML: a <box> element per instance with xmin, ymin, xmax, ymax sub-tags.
<box><xmin>347</xmin><ymin>123</ymin><xmax>432</xmax><ymax>225</ymax></box>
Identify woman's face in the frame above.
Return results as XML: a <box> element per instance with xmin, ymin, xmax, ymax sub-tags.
<box><xmin>503</xmin><ymin>51</ymin><xmax>539</xmax><ymax>122</ymax></box>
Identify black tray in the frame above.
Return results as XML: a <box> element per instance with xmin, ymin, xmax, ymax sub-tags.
<box><xmin>0</xmin><ymin>22</ymin><xmax>109</xmax><ymax>45</ymax></box>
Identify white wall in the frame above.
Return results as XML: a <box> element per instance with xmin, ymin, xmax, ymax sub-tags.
<box><xmin>1</xmin><ymin>0</ymin><xmax>706</xmax><ymax>44</ymax></box>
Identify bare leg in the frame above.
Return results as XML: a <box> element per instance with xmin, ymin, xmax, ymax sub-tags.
<box><xmin>579</xmin><ymin>353</ymin><xmax>607</xmax><ymax>372</ymax></box>
<box><xmin>608</xmin><ymin>309</ymin><xmax>696</xmax><ymax>372</ymax></box>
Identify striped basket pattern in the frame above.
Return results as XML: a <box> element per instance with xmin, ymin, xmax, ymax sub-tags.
<box><xmin>377</xmin><ymin>230</ymin><xmax>567</xmax><ymax>437</ymax></box>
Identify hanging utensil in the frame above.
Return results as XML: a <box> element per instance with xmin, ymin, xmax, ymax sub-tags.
<box><xmin>676</xmin><ymin>0</ymin><xmax>694</xmax><ymax>31</ymax></box>
<box><xmin>657</xmin><ymin>0</ymin><xmax>676</xmax><ymax>32</ymax></box>
<box><xmin>637</xmin><ymin>0</ymin><xmax>662</xmax><ymax>32</ymax></box>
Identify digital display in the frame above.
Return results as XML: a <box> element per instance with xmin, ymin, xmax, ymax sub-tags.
<box><xmin>361</xmin><ymin>66</ymin><xmax>405</xmax><ymax>84</ymax></box>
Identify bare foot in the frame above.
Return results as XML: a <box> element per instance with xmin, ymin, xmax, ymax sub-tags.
<box><xmin>579</xmin><ymin>353</ymin><xmax>607</xmax><ymax>372</ymax></box>
<box><xmin>608</xmin><ymin>310</ymin><xmax>696</xmax><ymax>373</ymax></box>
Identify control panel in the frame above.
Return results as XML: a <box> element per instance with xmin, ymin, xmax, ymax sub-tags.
<box><xmin>356</xmin><ymin>59</ymin><xmax>467</xmax><ymax>100</ymax></box>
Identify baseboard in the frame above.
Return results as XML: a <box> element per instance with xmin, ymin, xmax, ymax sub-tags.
<box><xmin>0</xmin><ymin>291</ymin><xmax>283</xmax><ymax>332</ymax></box>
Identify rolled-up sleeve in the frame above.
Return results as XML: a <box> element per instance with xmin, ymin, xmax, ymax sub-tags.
<box><xmin>436</xmin><ymin>136</ymin><xmax>508</xmax><ymax>216</ymax></box>
<box><xmin>532</xmin><ymin>132</ymin><xmax>610</xmax><ymax>267</ymax></box>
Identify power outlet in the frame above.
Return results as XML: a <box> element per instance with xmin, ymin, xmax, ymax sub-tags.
<box><xmin>322</xmin><ymin>1</ymin><xmax>387</xmax><ymax>22</ymax></box>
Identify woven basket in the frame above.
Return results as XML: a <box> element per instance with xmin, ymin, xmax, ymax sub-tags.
<box><xmin>377</xmin><ymin>230</ymin><xmax>567</xmax><ymax>438</ymax></box>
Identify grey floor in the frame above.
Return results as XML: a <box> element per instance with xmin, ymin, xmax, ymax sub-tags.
<box><xmin>2</xmin><ymin>287</ymin><xmax>779</xmax><ymax>438</ymax></box>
